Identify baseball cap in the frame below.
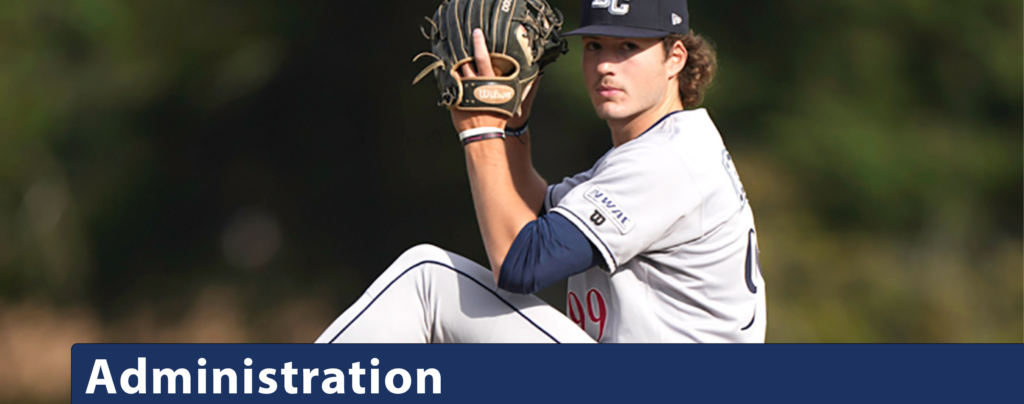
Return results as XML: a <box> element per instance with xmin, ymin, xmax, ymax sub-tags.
<box><xmin>563</xmin><ymin>0</ymin><xmax>689</xmax><ymax>38</ymax></box>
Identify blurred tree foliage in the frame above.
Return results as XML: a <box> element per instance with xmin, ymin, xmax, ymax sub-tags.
<box><xmin>0</xmin><ymin>0</ymin><xmax>1020</xmax><ymax>342</ymax></box>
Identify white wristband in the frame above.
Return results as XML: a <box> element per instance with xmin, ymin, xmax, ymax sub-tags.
<box><xmin>458</xmin><ymin>126</ymin><xmax>505</xmax><ymax>141</ymax></box>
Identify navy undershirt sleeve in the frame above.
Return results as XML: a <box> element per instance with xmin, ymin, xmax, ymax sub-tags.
<box><xmin>498</xmin><ymin>213</ymin><xmax>603</xmax><ymax>294</ymax></box>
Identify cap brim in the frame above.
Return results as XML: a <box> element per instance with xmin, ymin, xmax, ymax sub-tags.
<box><xmin>562</xmin><ymin>25</ymin><xmax>669</xmax><ymax>38</ymax></box>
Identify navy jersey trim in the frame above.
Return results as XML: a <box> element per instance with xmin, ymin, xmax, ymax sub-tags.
<box><xmin>635</xmin><ymin>110</ymin><xmax>687</xmax><ymax>141</ymax></box>
<box><xmin>545</xmin><ymin>184</ymin><xmax>556</xmax><ymax>213</ymax></box>
<box><xmin>741</xmin><ymin>309</ymin><xmax>756</xmax><ymax>331</ymax></box>
<box><xmin>327</xmin><ymin>260</ymin><xmax>561</xmax><ymax>343</ymax></box>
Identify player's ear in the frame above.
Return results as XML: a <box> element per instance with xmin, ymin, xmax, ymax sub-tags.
<box><xmin>666</xmin><ymin>39</ymin><xmax>687</xmax><ymax>79</ymax></box>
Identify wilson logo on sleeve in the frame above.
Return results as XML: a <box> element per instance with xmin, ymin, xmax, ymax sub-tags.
<box><xmin>584</xmin><ymin>186</ymin><xmax>635</xmax><ymax>234</ymax></box>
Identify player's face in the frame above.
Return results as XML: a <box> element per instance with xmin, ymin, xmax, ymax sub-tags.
<box><xmin>581</xmin><ymin>36</ymin><xmax>673</xmax><ymax>122</ymax></box>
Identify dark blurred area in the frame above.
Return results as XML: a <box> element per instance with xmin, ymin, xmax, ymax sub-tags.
<box><xmin>0</xmin><ymin>0</ymin><xmax>1020</xmax><ymax>401</ymax></box>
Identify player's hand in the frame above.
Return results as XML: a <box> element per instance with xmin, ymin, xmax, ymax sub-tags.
<box><xmin>451</xmin><ymin>29</ymin><xmax>508</xmax><ymax>133</ymax></box>
<box><xmin>508</xmin><ymin>76</ymin><xmax>541</xmax><ymax>129</ymax></box>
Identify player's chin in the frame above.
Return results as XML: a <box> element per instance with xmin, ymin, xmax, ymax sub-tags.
<box><xmin>591</xmin><ymin>102</ymin><xmax>630</xmax><ymax>121</ymax></box>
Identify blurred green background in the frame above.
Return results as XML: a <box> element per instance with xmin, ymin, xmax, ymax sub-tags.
<box><xmin>0</xmin><ymin>0</ymin><xmax>1020</xmax><ymax>401</ymax></box>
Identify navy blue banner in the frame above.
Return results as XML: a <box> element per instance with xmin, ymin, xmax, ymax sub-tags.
<box><xmin>72</xmin><ymin>344</ymin><xmax>1022</xmax><ymax>403</ymax></box>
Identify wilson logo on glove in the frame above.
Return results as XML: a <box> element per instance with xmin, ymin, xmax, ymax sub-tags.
<box><xmin>474</xmin><ymin>85</ymin><xmax>515</xmax><ymax>104</ymax></box>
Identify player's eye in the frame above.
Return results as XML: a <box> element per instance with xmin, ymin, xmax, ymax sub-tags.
<box><xmin>621</xmin><ymin>42</ymin><xmax>639</xmax><ymax>51</ymax></box>
<box><xmin>584</xmin><ymin>41</ymin><xmax>601</xmax><ymax>51</ymax></box>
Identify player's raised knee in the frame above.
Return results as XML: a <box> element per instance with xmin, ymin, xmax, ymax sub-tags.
<box><xmin>369</xmin><ymin>244</ymin><xmax>455</xmax><ymax>286</ymax></box>
<box><xmin>395</xmin><ymin>243</ymin><xmax>451</xmax><ymax>265</ymax></box>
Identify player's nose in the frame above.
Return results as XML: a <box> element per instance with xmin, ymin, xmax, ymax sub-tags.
<box><xmin>596</xmin><ymin>59</ymin><xmax>616</xmax><ymax>75</ymax></box>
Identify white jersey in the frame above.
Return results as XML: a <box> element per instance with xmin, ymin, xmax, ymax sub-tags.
<box><xmin>546</xmin><ymin>109</ymin><xmax>767</xmax><ymax>343</ymax></box>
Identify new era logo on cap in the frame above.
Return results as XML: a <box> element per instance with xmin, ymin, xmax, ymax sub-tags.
<box><xmin>566</xmin><ymin>0</ymin><xmax>689</xmax><ymax>38</ymax></box>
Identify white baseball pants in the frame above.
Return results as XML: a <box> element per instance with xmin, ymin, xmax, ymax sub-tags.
<box><xmin>314</xmin><ymin>244</ymin><xmax>595</xmax><ymax>343</ymax></box>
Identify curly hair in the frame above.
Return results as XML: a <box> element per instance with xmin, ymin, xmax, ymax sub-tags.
<box><xmin>663</xmin><ymin>32</ymin><xmax>717</xmax><ymax>108</ymax></box>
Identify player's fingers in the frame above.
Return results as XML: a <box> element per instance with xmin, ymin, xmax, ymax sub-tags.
<box><xmin>461</xmin><ymin>63</ymin><xmax>476</xmax><ymax>78</ymax></box>
<box><xmin>525</xmin><ymin>76</ymin><xmax>542</xmax><ymax>99</ymax></box>
<box><xmin>471</xmin><ymin>29</ymin><xmax>494</xmax><ymax>78</ymax></box>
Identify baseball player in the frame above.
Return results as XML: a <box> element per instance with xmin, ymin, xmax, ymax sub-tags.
<box><xmin>316</xmin><ymin>0</ymin><xmax>766</xmax><ymax>343</ymax></box>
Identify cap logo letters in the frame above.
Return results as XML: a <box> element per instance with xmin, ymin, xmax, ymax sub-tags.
<box><xmin>591</xmin><ymin>0</ymin><xmax>629</xmax><ymax>16</ymax></box>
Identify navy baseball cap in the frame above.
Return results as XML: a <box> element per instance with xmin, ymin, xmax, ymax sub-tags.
<box><xmin>564</xmin><ymin>0</ymin><xmax>689</xmax><ymax>38</ymax></box>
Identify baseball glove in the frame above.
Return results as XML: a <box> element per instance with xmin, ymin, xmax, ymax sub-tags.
<box><xmin>412</xmin><ymin>0</ymin><xmax>567</xmax><ymax>117</ymax></box>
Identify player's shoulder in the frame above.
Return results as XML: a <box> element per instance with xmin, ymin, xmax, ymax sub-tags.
<box><xmin>591</xmin><ymin>109</ymin><xmax>734</xmax><ymax>190</ymax></box>
<box><xmin>603</xmin><ymin>133</ymin><xmax>682</xmax><ymax>176</ymax></box>
<box><xmin>649</xmin><ymin>108</ymin><xmax>724</xmax><ymax>147</ymax></box>
<box><xmin>609</xmin><ymin>109</ymin><xmax>723</xmax><ymax>168</ymax></box>
<box><xmin>628</xmin><ymin>108</ymin><xmax>746</xmax><ymax>207</ymax></box>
